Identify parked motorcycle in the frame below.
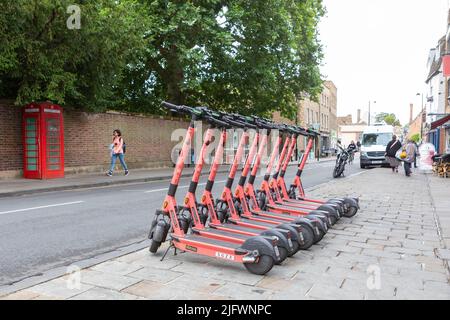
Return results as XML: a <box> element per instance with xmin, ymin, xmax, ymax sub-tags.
<box><xmin>333</xmin><ymin>145</ymin><xmax>350</xmax><ymax>178</ymax></box>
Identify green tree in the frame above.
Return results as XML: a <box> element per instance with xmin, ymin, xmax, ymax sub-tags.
<box><xmin>1</xmin><ymin>0</ymin><xmax>325</xmax><ymax>119</ymax></box>
<box><xmin>0</xmin><ymin>0</ymin><xmax>142</xmax><ymax>111</ymax></box>
<box><xmin>410</xmin><ymin>133</ymin><xmax>421</xmax><ymax>143</ymax></box>
<box><xmin>116</xmin><ymin>0</ymin><xmax>325</xmax><ymax>118</ymax></box>
<box><xmin>375</xmin><ymin>112</ymin><xmax>401</xmax><ymax>127</ymax></box>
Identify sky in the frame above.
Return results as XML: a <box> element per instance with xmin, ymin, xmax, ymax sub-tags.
<box><xmin>319</xmin><ymin>0</ymin><xmax>449</xmax><ymax>125</ymax></box>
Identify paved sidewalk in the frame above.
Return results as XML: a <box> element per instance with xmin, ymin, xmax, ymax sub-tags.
<box><xmin>3</xmin><ymin>168</ymin><xmax>448</xmax><ymax>300</ymax></box>
<box><xmin>0</xmin><ymin>157</ymin><xmax>336</xmax><ymax>198</ymax></box>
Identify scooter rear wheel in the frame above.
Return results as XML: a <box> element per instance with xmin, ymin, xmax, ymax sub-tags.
<box><xmin>275</xmin><ymin>247</ymin><xmax>288</xmax><ymax>265</ymax></box>
<box><xmin>314</xmin><ymin>229</ymin><xmax>326</xmax><ymax>244</ymax></box>
<box><xmin>298</xmin><ymin>225</ymin><xmax>314</xmax><ymax>250</ymax></box>
<box><xmin>288</xmin><ymin>240</ymin><xmax>300</xmax><ymax>256</ymax></box>
<box><xmin>149</xmin><ymin>240</ymin><xmax>161</xmax><ymax>253</ymax></box>
<box><xmin>244</xmin><ymin>255</ymin><xmax>275</xmax><ymax>275</ymax></box>
<box><xmin>344</xmin><ymin>206</ymin><xmax>358</xmax><ymax>218</ymax></box>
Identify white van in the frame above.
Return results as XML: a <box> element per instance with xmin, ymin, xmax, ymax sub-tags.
<box><xmin>360</xmin><ymin>124</ymin><xmax>394</xmax><ymax>169</ymax></box>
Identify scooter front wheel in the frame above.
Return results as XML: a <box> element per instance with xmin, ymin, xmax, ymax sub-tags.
<box><xmin>149</xmin><ymin>239</ymin><xmax>161</xmax><ymax>253</ymax></box>
<box><xmin>244</xmin><ymin>255</ymin><xmax>275</xmax><ymax>275</ymax></box>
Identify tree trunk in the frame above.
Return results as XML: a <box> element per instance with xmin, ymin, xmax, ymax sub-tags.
<box><xmin>165</xmin><ymin>50</ymin><xmax>185</xmax><ymax>105</ymax></box>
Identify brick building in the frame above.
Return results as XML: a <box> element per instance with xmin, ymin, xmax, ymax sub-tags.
<box><xmin>337</xmin><ymin>109</ymin><xmax>367</xmax><ymax>147</ymax></box>
<box><xmin>273</xmin><ymin>80</ymin><xmax>339</xmax><ymax>159</ymax></box>
<box><xmin>407</xmin><ymin>103</ymin><xmax>423</xmax><ymax>140</ymax></box>
<box><xmin>299</xmin><ymin>80</ymin><xmax>338</xmax><ymax>158</ymax></box>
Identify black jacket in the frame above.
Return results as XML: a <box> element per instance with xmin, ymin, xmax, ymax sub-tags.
<box><xmin>386</xmin><ymin>140</ymin><xmax>401</xmax><ymax>157</ymax></box>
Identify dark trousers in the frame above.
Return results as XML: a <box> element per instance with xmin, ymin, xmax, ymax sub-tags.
<box><xmin>404</xmin><ymin>162</ymin><xmax>412</xmax><ymax>176</ymax></box>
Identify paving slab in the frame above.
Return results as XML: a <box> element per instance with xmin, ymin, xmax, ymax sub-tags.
<box><xmin>69</xmin><ymin>287</ymin><xmax>141</xmax><ymax>300</ymax></box>
<box><xmin>79</xmin><ymin>270</ymin><xmax>141</xmax><ymax>291</ymax></box>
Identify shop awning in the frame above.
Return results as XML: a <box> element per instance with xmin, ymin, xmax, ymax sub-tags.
<box><xmin>431</xmin><ymin>115</ymin><xmax>450</xmax><ymax>130</ymax></box>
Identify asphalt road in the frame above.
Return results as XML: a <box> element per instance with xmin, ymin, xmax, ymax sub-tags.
<box><xmin>0</xmin><ymin>158</ymin><xmax>365</xmax><ymax>286</ymax></box>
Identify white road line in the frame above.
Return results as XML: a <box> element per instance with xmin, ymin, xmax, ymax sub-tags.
<box><xmin>347</xmin><ymin>171</ymin><xmax>368</xmax><ymax>178</ymax></box>
<box><xmin>144</xmin><ymin>180</ymin><xmax>228</xmax><ymax>193</ymax></box>
<box><xmin>144</xmin><ymin>187</ymin><xmax>171</xmax><ymax>194</ymax></box>
<box><xmin>0</xmin><ymin>201</ymin><xmax>85</xmax><ymax>215</ymax></box>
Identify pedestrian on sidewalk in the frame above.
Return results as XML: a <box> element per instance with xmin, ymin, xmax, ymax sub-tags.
<box><xmin>402</xmin><ymin>139</ymin><xmax>416</xmax><ymax>177</ymax></box>
<box><xmin>413</xmin><ymin>141</ymin><xmax>419</xmax><ymax>168</ymax></box>
<box><xmin>385</xmin><ymin>135</ymin><xmax>402</xmax><ymax>173</ymax></box>
<box><xmin>107</xmin><ymin>129</ymin><xmax>129</xmax><ymax>177</ymax></box>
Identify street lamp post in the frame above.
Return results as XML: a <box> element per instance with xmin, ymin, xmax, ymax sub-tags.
<box><xmin>416</xmin><ymin>93</ymin><xmax>424</xmax><ymax>142</ymax></box>
<box><xmin>368</xmin><ymin>100</ymin><xmax>376</xmax><ymax>125</ymax></box>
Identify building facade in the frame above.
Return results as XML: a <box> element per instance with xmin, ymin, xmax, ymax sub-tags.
<box><xmin>299</xmin><ymin>80</ymin><xmax>338</xmax><ymax>158</ymax></box>
<box><xmin>337</xmin><ymin>109</ymin><xmax>367</xmax><ymax>148</ymax></box>
<box><xmin>424</xmin><ymin>10</ymin><xmax>450</xmax><ymax>154</ymax></box>
<box><xmin>272</xmin><ymin>80</ymin><xmax>339</xmax><ymax>160</ymax></box>
<box><xmin>407</xmin><ymin>103</ymin><xmax>423</xmax><ymax>141</ymax></box>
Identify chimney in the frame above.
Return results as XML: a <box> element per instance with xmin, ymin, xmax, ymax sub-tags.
<box><xmin>356</xmin><ymin>109</ymin><xmax>361</xmax><ymax>124</ymax></box>
<box><xmin>409</xmin><ymin>104</ymin><xmax>413</xmax><ymax>124</ymax></box>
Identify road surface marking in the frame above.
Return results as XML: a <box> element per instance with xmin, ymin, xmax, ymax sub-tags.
<box><xmin>0</xmin><ymin>201</ymin><xmax>85</xmax><ymax>215</ymax></box>
<box><xmin>347</xmin><ymin>171</ymin><xmax>368</xmax><ymax>178</ymax></box>
<box><xmin>144</xmin><ymin>180</ymin><xmax>228</xmax><ymax>193</ymax></box>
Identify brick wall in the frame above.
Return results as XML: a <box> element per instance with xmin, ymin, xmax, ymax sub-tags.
<box><xmin>0</xmin><ymin>101</ymin><xmax>23</xmax><ymax>173</ymax></box>
<box><xmin>407</xmin><ymin>112</ymin><xmax>422</xmax><ymax>140</ymax></box>
<box><xmin>0</xmin><ymin>102</ymin><xmax>190</xmax><ymax>178</ymax></box>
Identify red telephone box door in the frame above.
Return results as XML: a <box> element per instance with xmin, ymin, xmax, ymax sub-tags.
<box><xmin>43</xmin><ymin>114</ymin><xmax>64</xmax><ymax>178</ymax></box>
<box><xmin>23</xmin><ymin>110</ymin><xmax>42</xmax><ymax>179</ymax></box>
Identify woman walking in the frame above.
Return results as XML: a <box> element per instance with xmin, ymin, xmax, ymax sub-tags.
<box><xmin>107</xmin><ymin>129</ymin><xmax>129</xmax><ymax>177</ymax></box>
<box><xmin>385</xmin><ymin>135</ymin><xmax>402</xmax><ymax>173</ymax></box>
<box><xmin>403</xmin><ymin>139</ymin><xmax>416</xmax><ymax>177</ymax></box>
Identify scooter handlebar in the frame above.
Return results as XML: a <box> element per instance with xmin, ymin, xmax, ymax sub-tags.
<box><xmin>161</xmin><ymin>101</ymin><xmax>193</xmax><ymax>114</ymax></box>
<box><xmin>205</xmin><ymin>116</ymin><xmax>230</xmax><ymax>128</ymax></box>
<box><xmin>224</xmin><ymin>116</ymin><xmax>257</xmax><ymax>129</ymax></box>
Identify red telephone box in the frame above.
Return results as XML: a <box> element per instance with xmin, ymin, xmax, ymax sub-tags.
<box><xmin>23</xmin><ymin>102</ymin><xmax>65</xmax><ymax>179</ymax></box>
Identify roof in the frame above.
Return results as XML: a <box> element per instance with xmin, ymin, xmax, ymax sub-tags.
<box><xmin>426</xmin><ymin>36</ymin><xmax>446</xmax><ymax>83</ymax></box>
<box><xmin>338</xmin><ymin>115</ymin><xmax>353</xmax><ymax>126</ymax></box>
<box><xmin>431</xmin><ymin>114</ymin><xmax>450</xmax><ymax>130</ymax></box>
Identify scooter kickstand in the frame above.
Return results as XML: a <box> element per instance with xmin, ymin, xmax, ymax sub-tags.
<box><xmin>160</xmin><ymin>242</ymin><xmax>175</xmax><ymax>262</ymax></box>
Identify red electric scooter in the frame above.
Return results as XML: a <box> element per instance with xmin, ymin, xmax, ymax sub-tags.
<box><xmin>229</xmin><ymin>116</ymin><xmax>329</xmax><ymax>245</ymax></box>
<box><xmin>175</xmin><ymin>110</ymin><xmax>295</xmax><ymax>264</ymax></box>
<box><xmin>195</xmin><ymin>115</ymin><xmax>303</xmax><ymax>260</ymax></box>
<box><xmin>258</xmin><ymin>126</ymin><xmax>343</xmax><ymax>226</ymax></box>
<box><xmin>280</xmin><ymin>128</ymin><xmax>359</xmax><ymax>218</ymax></box>
<box><xmin>148</xmin><ymin>102</ymin><xmax>279</xmax><ymax>275</ymax></box>
<box><xmin>204</xmin><ymin>115</ymin><xmax>313</xmax><ymax>249</ymax></box>
<box><xmin>208</xmin><ymin>114</ymin><xmax>325</xmax><ymax>248</ymax></box>
<box><xmin>268</xmin><ymin>126</ymin><xmax>347</xmax><ymax>218</ymax></box>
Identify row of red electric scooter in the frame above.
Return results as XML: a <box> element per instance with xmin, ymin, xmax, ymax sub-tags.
<box><xmin>148</xmin><ymin>102</ymin><xmax>359</xmax><ymax>275</ymax></box>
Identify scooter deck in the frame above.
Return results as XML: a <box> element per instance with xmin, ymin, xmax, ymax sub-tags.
<box><xmin>193</xmin><ymin>227</ymin><xmax>258</xmax><ymax>241</ymax></box>
<box><xmin>245</xmin><ymin>210</ymin><xmax>298</xmax><ymax>223</ymax></box>
<box><xmin>266</xmin><ymin>203</ymin><xmax>310</xmax><ymax>214</ymax></box>
<box><xmin>228</xmin><ymin>216</ymin><xmax>286</xmax><ymax>230</ymax></box>
<box><xmin>210</xmin><ymin>222</ymin><xmax>278</xmax><ymax>234</ymax></box>
<box><xmin>172</xmin><ymin>233</ymin><xmax>243</xmax><ymax>250</ymax></box>
<box><xmin>273</xmin><ymin>200</ymin><xmax>318</xmax><ymax>211</ymax></box>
